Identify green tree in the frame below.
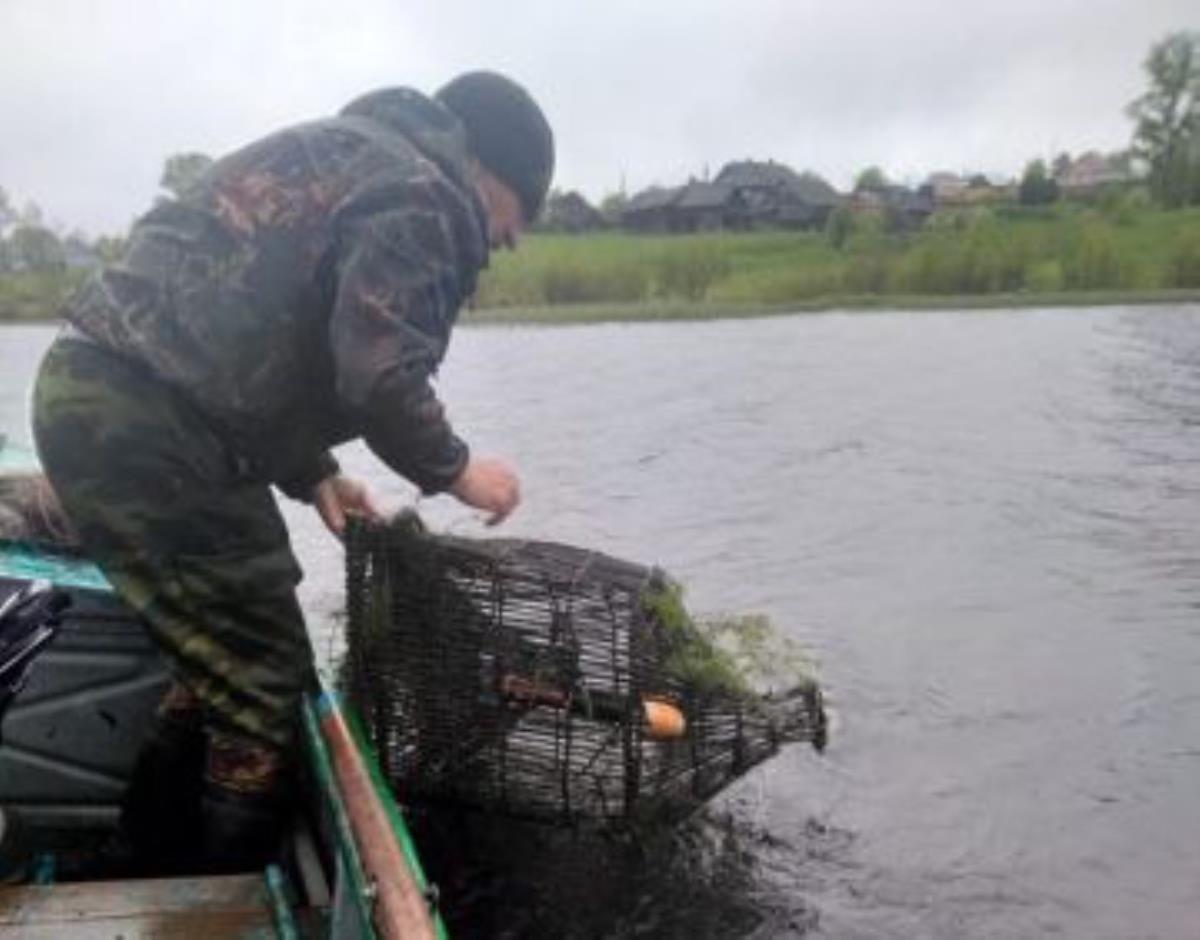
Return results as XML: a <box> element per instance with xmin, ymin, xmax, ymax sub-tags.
<box><xmin>0</xmin><ymin>186</ymin><xmax>13</xmax><ymax>229</ymax></box>
<box><xmin>1018</xmin><ymin>159</ymin><xmax>1059</xmax><ymax>205</ymax></box>
<box><xmin>1062</xmin><ymin>223</ymin><xmax>1125</xmax><ymax>289</ymax></box>
<box><xmin>824</xmin><ymin>205</ymin><xmax>855</xmax><ymax>250</ymax></box>
<box><xmin>61</xmin><ymin>231</ymin><xmax>97</xmax><ymax>268</ymax></box>
<box><xmin>20</xmin><ymin>201</ymin><xmax>44</xmax><ymax>226</ymax></box>
<box><xmin>655</xmin><ymin>243</ymin><xmax>730</xmax><ymax>301</ymax></box>
<box><xmin>1168</xmin><ymin>229</ymin><xmax>1200</xmax><ymax>287</ymax></box>
<box><xmin>598</xmin><ymin>190</ymin><xmax>628</xmax><ymax>224</ymax></box>
<box><xmin>1108</xmin><ymin>149</ymin><xmax>1135</xmax><ymax>174</ymax></box>
<box><xmin>1051</xmin><ymin>152</ymin><xmax>1073</xmax><ymax>180</ymax></box>
<box><xmin>9</xmin><ymin>224</ymin><xmax>65</xmax><ymax>272</ymax></box>
<box><xmin>854</xmin><ymin>166</ymin><xmax>889</xmax><ymax>192</ymax></box>
<box><xmin>160</xmin><ymin>152</ymin><xmax>214</xmax><ymax>199</ymax></box>
<box><xmin>1127</xmin><ymin>31</ymin><xmax>1200</xmax><ymax>207</ymax></box>
<box><xmin>92</xmin><ymin>234</ymin><xmax>127</xmax><ymax>263</ymax></box>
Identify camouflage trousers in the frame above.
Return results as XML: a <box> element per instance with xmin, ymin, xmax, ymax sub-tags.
<box><xmin>32</xmin><ymin>336</ymin><xmax>315</xmax><ymax>751</ymax></box>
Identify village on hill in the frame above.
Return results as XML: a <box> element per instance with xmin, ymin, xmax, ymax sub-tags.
<box><xmin>538</xmin><ymin>151</ymin><xmax>1139</xmax><ymax>235</ymax></box>
<box><xmin>0</xmin><ymin>146</ymin><xmax>1165</xmax><ymax>274</ymax></box>
<box><xmin>2</xmin><ymin>25</ymin><xmax>1197</xmax><ymax>319</ymax></box>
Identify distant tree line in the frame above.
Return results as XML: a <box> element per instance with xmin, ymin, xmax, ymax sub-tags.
<box><xmin>1014</xmin><ymin>30</ymin><xmax>1200</xmax><ymax>210</ymax></box>
<box><xmin>0</xmin><ymin>151</ymin><xmax>215</xmax><ymax>276</ymax></box>
<box><xmin>0</xmin><ymin>187</ymin><xmax>123</xmax><ymax>275</ymax></box>
<box><xmin>561</xmin><ymin>29</ymin><xmax>1200</xmax><ymax>237</ymax></box>
<box><xmin>0</xmin><ymin>188</ymin><xmax>64</xmax><ymax>273</ymax></box>
<box><xmin>4</xmin><ymin>30</ymin><xmax>1198</xmax><ymax>276</ymax></box>
<box><xmin>1128</xmin><ymin>31</ymin><xmax>1200</xmax><ymax>208</ymax></box>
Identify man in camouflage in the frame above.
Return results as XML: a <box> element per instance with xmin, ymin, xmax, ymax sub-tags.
<box><xmin>32</xmin><ymin>72</ymin><xmax>554</xmax><ymax>869</ymax></box>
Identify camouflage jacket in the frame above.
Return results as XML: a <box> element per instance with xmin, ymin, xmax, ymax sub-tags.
<box><xmin>64</xmin><ymin>88</ymin><xmax>490</xmax><ymax>499</ymax></box>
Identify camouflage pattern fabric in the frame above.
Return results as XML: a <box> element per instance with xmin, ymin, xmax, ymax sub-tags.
<box><xmin>33</xmin><ymin>338</ymin><xmax>312</xmax><ymax>748</ymax></box>
<box><xmin>62</xmin><ymin>87</ymin><xmax>488</xmax><ymax>498</ymax></box>
<box><xmin>0</xmin><ymin>472</ymin><xmax>78</xmax><ymax>546</ymax></box>
<box><xmin>205</xmin><ymin>726</ymin><xmax>289</xmax><ymax>795</ymax></box>
<box><xmin>148</xmin><ymin>682</ymin><xmax>284</xmax><ymax>793</ymax></box>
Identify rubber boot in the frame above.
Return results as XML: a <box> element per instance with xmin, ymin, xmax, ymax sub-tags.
<box><xmin>106</xmin><ymin>690</ymin><xmax>206</xmax><ymax>876</ymax></box>
<box><xmin>199</xmin><ymin>784</ymin><xmax>288</xmax><ymax>874</ymax></box>
<box><xmin>199</xmin><ymin>729</ymin><xmax>292</xmax><ymax>873</ymax></box>
<box><xmin>118</xmin><ymin>712</ymin><xmax>206</xmax><ymax>868</ymax></box>
<box><xmin>0</xmin><ymin>808</ymin><xmax>31</xmax><ymax>884</ymax></box>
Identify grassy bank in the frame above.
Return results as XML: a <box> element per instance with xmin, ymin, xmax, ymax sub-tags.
<box><xmin>0</xmin><ymin>271</ymin><xmax>82</xmax><ymax>322</ymax></box>
<box><xmin>469</xmin><ymin>203</ymin><xmax>1200</xmax><ymax>321</ymax></box>
<box><xmin>4</xmin><ymin>204</ymin><xmax>1200</xmax><ymax>324</ymax></box>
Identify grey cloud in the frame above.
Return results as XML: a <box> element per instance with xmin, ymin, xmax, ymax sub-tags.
<box><xmin>1</xmin><ymin>0</ymin><xmax>1194</xmax><ymax>234</ymax></box>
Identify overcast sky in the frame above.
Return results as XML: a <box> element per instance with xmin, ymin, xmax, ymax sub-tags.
<box><xmin>2</xmin><ymin>1</ymin><xmax>1195</xmax><ymax>235</ymax></box>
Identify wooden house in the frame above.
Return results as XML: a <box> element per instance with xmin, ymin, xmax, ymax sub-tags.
<box><xmin>714</xmin><ymin>160</ymin><xmax>840</xmax><ymax>229</ymax></box>
<box><xmin>1057</xmin><ymin>152</ymin><xmax>1134</xmax><ymax>192</ymax></box>
<box><xmin>621</xmin><ymin>186</ymin><xmax>683</xmax><ymax>232</ymax></box>
<box><xmin>850</xmin><ymin>185</ymin><xmax>934</xmax><ymax>229</ymax></box>
<box><xmin>672</xmin><ymin>181</ymin><xmax>748</xmax><ymax>231</ymax></box>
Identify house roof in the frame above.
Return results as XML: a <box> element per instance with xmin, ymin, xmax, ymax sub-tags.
<box><xmin>675</xmin><ymin>181</ymin><xmax>736</xmax><ymax>210</ymax></box>
<box><xmin>624</xmin><ymin>186</ymin><xmax>682</xmax><ymax>213</ymax></box>
<box><xmin>926</xmin><ymin>172</ymin><xmax>970</xmax><ymax>196</ymax></box>
<box><xmin>716</xmin><ymin>161</ymin><xmax>839</xmax><ymax>206</ymax></box>
<box><xmin>788</xmin><ymin>172</ymin><xmax>840</xmax><ymax>206</ymax></box>
<box><xmin>554</xmin><ymin>191</ymin><xmax>594</xmax><ymax>211</ymax></box>
<box><xmin>882</xmin><ymin>186</ymin><xmax>935</xmax><ymax>214</ymax></box>
<box><xmin>1060</xmin><ymin>152</ymin><xmax>1130</xmax><ymax>188</ymax></box>
<box><xmin>540</xmin><ymin>191</ymin><xmax>603</xmax><ymax>229</ymax></box>
<box><xmin>547</xmin><ymin>191</ymin><xmax>601</xmax><ymax>217</ymax></box>
<box><xmin>715</xmin><ymin>160</ymin><xmax>801</xmax><ymax>190</ymax></box>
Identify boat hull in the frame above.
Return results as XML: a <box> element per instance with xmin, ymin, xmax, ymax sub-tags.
<box><xmin>0</xmin><ymin>564</ymin><xmax>446</xmax><ymax>938</ymax></box>
<box><xmin>0</xmin><ymin>435</ymin><xmax>445</xmax><ymax>935</ymax></box>
<box><xmin>0</xmin><ymin>574</ymin><xmax>165</xmax><ymax>828</ymax></box>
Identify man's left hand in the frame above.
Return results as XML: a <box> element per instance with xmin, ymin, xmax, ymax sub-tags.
<box><xmin>312</xmin><ymin>474</ymin><xmax>385</xmax><ymax>538</ymax></box>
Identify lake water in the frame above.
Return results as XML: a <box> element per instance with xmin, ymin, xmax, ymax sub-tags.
<box><xmin>3</xmin><ymin>305</ymin><xmax>1200</xmax><ymax>939</ymax></box>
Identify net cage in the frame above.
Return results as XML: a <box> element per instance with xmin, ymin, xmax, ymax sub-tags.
<box><xmin>341</xmin><ymin>515</ymin><xmax>826</xmax><ymax>828</ymax></box>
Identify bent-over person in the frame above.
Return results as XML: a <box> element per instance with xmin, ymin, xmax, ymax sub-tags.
<box><xmin>32</xmin><ymin>71</ymin><xmax>554</xmax><ymax>871</ymax></box>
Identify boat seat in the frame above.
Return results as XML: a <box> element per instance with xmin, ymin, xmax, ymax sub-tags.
<box><xmin>0</xmin><ymin>871</ymin><xmax>296</xmax><ymax>938</ymax></box>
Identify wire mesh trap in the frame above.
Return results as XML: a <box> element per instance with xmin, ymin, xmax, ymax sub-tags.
<box><xmin>341</xmin><ymin>514</ymin><xmax>826</xmax><ymax>828</ymax></box>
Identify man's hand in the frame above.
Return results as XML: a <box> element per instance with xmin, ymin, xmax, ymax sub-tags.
<box><xmin>312</xmin><ymin>474</ymin><xmax>385</xmax><ymax>538</ymax></box>
<box><xmin>449</xmin><ymin>456</ymin><xmax>521</xmax><ymax>526</ymax></box>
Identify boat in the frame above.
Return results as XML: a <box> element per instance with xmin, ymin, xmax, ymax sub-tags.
<box><xmin>0</xmin><ymin>436</ymin><xmax>447</xmax><ymax>938</ymax></box>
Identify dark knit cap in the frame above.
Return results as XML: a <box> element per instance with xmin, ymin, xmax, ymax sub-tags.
<box><xmin>436</xmin><ymin>71</ymin><xmax>555</xmax><ymax>222</ymax></box>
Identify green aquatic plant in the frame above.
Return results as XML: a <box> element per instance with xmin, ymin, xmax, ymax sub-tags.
<box><xmin>642</xmin><ymin>578</ymin><xmax>817</xmax><ymax>699</ymax></box>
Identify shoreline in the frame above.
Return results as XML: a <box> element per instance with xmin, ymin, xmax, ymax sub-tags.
<box><xmin>461</xmin><ymin>288</ymin><xmax>1200</xmax><ymax>326</ymax></box>
<box><xmin>4</xmin><ymin>288</ymin><xmax>1200</xmax><ymax>330</ymax></box>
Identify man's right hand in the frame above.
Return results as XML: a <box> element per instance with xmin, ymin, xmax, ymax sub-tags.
<box><xmin>449</xmin><ymin>456</ymin><xmax>521</xmax><ymax>526</ymax></box>
<box><xmin>312</xmin><ymin>474</ymin><xmax>385</xmax><ymax>539</ymax></box>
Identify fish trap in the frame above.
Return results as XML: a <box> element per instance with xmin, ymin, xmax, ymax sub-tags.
<box><xmin>342</xmin><ymin>515</ymin><xmax>825</xmax><ymax>828</ymax></box>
